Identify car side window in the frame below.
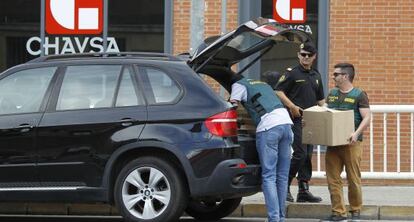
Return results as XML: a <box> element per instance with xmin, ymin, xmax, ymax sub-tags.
<box><xmin>0</xmin><ymin>67</ymin><xmax>56</xmax><ymax>115</ymax></box>
<box><xmin>115</xmin><ymin>68</ymin><xmax>143</xmax><ymax>107</ymax></box>
<box><xmin>143</xmin><ymin>68</ymin><xmax>180</xmax><ymax>104</ymax></box>
<box><xmin>56</xmin><ymin>65</ymin><xmax>121</xmax><ymax>110</ymax></box>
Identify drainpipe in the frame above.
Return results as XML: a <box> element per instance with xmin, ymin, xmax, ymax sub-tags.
<box><xmin>190</xmin><ymin>0</ymin><xmax>205</xmax><ymax>55</ymax></box>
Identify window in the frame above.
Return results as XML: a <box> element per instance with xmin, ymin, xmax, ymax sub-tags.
<box><xmin>57</xmin><ymin>65</ymin><xmax>121</xmax><ymax>110</ymax></box>
<box><xmin>116</xmin><ymin>68</ymin><xmax>143</xmax><ymax>107</ymax></box>
<box><xmin>227</xmin><ymin>32</ymin><xmax>265</xmax><ymax>52</ymax></box>
<box><xmin>143</xmin><ymin>68</ymin><xmax>180</xmax><ymax>104</ymax></box>
<box><xmin>0</xmin><ymin>1</ymin><xmax>41</xmax><ymax>72</ymax></box>
<box><xmin>108</xmin><ymin>0</ymin><xmax>164</xmax><ymax>52</ymax></box>
<box><xmin>0</xmin><ymin>67</ymin><xmax>55</xmax><ymax>115</ymax></box>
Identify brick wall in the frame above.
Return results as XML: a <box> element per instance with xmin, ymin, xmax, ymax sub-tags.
<box><xmin>173</xmin><ymin>0</ymin><xmax>191</xmax><ymax>55</ymax></box>
<box><xmin>329</xmin><ymin>0</ymin><xmax>414</xmax><ymax>104</ymax></box>
<box><xmin>330</xmin><ymin>0</ymin><xmax>414</xmax><ymax>184</ymax></box>
<box><xmin>173</xmin><ymin>0</ymin><xmax>238</xmax><ymax>55</ymax></box>
<box><xmin>173</xmin><ymin>0</ymin><xmax>238</xmax><ymax>94</ymax></box>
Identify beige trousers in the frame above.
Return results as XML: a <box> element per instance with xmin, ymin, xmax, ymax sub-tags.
<box><xmin>325</xmin><ymin>142</ymin><xmax>363</xmax><ymax>216</ymax></box>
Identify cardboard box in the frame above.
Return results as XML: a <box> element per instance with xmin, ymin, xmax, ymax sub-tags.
<box><xmin>302</xmin><ymin>106</ymin><xmax>354</xmax><ymax>146</ymax></box>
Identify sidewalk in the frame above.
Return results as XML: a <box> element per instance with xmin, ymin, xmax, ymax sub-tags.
<box><xmin>239</xmin><ymin>185</ymin><xmax>414</xmax><ymax>220</ymax></box>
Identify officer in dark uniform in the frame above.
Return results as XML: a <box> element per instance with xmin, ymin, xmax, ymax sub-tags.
<box><xmin>275</xmin><ymin>42</ymin><xmax>325</xmax><ymax>203</ymax></box>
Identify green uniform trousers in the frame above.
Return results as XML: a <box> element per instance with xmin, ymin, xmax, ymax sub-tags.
<box><xmin>325</xmin><ymin>142</ymin><xmax>363</xmax><ymax>216</ymax></box>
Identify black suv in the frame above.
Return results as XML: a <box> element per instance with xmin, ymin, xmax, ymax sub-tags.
<box><xmin>0</xmin><ymin>18</ymin><xmax>308</xmax><ymax>222</ymax></box>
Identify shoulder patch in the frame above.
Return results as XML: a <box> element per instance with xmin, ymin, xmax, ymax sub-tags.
<box><xmin>278</xmin><ymin>75</ymin><xmax>286</xmax><ymax>83</ymax></box>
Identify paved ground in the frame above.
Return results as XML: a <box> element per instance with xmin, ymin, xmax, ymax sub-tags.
<box><xmin>243</xmin><ymin>185</ymin><xmax>414</xmax><ymax>206</ymax></box>
<box><xmin>241</xmin><ymin>185</ymin><xmax>414</xmax><ymax>220</ymax></box>
<box><xmin>0</xmin><ymin>215</ymin><xmax>411</xmax><ymax>222</ymax></box>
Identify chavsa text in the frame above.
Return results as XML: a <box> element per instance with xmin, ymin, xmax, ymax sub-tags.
<box><xmin>26</xmin><ymin>37</ymin><xmax>120</xmax><ymax>55</ymax></box>
<box><xmin>288</xmin><ymin>24</ymin><xmax>312</xmax><ymax>35</ymax></box>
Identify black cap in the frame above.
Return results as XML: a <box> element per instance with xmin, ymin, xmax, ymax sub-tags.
<box><xmin>300</xmin><ymin>42</ymin><xmax>317</xmax><ymax>54</ymax></box>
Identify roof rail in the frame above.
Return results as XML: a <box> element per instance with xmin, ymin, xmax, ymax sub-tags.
<box><xmin>27</xmin><ymin>52</ymin><xmax>179</xmax><ymax>63</ymax></box>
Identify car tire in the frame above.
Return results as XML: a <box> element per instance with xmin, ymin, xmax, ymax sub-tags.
<box><xmin>114</xmin><ymin>156</ymin><xmax>188</xmax><ymax>222</ymax></box>
<box><xmin>185</xmin><ymin>197</ymin><xmax>242</xmax><ymax>221</ymax></box>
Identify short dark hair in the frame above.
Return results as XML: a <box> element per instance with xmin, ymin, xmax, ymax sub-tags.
<box><xmin>261</xmin><ymin>71</ymin><xmax>281</xmax><ymax>89</ymax></box>
<box><xmin>334</xmin><ymin>63</ymin><xmax>355</xmax><ymax>82</ymax></box>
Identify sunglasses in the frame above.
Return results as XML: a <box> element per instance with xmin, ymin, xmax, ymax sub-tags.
<box><xmin>333</xmin><ymin>72</ymin><xmax>347</xmax><ymax>77</ymax></box>
<box><xmin>299</xmin><ymin>52</ymin><xmax>315</xmax><ymax>58</ymax></box>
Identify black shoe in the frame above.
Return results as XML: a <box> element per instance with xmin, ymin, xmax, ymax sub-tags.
<box><xmin>319</xmin><ymin>214</ymin><xmax>347</xmax><ymax>222</ymax></box>
<box><xmin>297</xmin><ymin>181</ymin><xmax>322</xmax><ymax>202</ymax></box>
<box><xmin>297</xmin><ymin>190</ymin><xmax>322</xmax><ymax>202</ymax></box>
<box><xmin>286</xmin><ymin>190</ymin><xmax>294</xmax><ymax>202</ymax></box>
<box><xmin>349</xmin><ymin>211</ymin><xmax>360</xmax><ymax>222</ymax></box>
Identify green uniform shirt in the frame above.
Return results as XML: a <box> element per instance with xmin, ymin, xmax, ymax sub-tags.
<box><xmin>326</xmin><ymin>87</ymin><xmax>370</xmax><ymax>141</ymax></box>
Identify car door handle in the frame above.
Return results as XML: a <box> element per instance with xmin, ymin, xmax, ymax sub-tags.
<box><xmin>18</xmin><ymin>123</ymin><xmax>34</xmax><ymax>133</ymax></box>
<box><xmin>120</xmin><ymin>118</ymin><xmax>135</xmax><ymax>127</ymax></box>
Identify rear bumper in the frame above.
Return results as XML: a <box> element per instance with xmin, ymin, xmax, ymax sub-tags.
<box><xmin>190</xmin><ymin>159</ymin><xmax>261</xmax><ymax>199</ymax></box>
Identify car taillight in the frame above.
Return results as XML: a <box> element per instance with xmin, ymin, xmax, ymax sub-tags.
<box><xmin>205</xmin><ymin>109</ymin><xmax>238</xmax><ymax>137</ymax></box>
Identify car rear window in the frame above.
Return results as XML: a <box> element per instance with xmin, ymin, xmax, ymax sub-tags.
<box><xmin>227</xmin><ymin>31</ymin><xmax>264</xmax><ymax>52</ymax></box>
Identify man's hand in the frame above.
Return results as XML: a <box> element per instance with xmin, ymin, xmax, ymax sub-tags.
<box><xmin>349</xmin><ymin>132</ymin><xmax>359</xmax><ymax>144</ymax></box>
<box><xmin>289</xmin><ymin>105</ymin><xmax>303</xmax><ymax>118</ymax></box>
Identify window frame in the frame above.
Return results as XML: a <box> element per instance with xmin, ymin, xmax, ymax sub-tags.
<box><xmin>114</xmin><ymin>65</ymin><xmax>146</xmax><ymax>108</ymax></box>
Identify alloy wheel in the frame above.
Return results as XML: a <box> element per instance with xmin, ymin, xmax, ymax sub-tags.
<box><xmin>121</xmin><ymin>167</ymin><xmax>171</xmax><ymax>220</ymax></box>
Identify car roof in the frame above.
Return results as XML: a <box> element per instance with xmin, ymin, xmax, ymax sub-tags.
<box><xmin>0</xmin><ymin>52</ymin><xmax>187</xmax><ymax>77</ymax></box>
<box><xmin>27</xmin><ymin>52</ymin><xmax>183</xmax><ymax>63</ymax></box>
